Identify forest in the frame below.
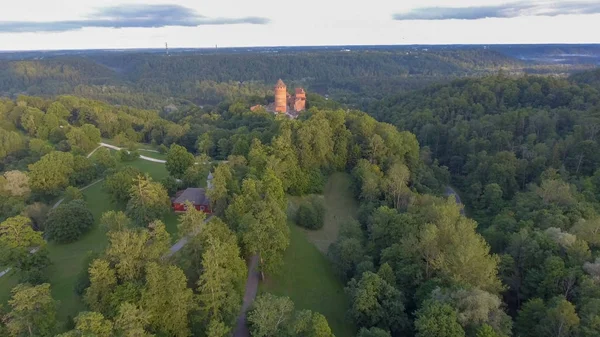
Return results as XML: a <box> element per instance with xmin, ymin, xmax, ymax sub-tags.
<box><xmin>1</xmin><ymin>51</ymin><xmax>600</xmax><ymax>337</ymax></box>
<box><xmin>1</xmin><ymin>48</ymin><xmax>592</xmax><ymax>109</ymax></box>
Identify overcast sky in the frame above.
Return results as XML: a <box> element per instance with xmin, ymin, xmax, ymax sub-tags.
<box><xmin>0</xmin><ymin>0</ymin><xmax>599</xmax><ymax>50</ymax></box>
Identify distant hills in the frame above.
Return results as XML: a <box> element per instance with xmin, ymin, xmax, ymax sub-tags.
<box><xmin>0</xmin><ymin>44</ymin><xmax>597</xmax><ymax>108</ymax></box>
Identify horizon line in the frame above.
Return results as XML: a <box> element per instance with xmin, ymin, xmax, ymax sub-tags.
<box><xmin>2</xmin><ymin>42</ymin><xmax>600</xmax><ymax>53</ymax></box>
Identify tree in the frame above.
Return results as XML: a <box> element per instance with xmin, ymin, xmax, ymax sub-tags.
<box><xmin>166</xmin><ymin>144</ymin><xmax>195</xmax><ymax>178</ymax></box>
<box><xmin>67</xmin><ymin>124</ymin><xmax>101</xmax><ymax>153</ymax></box>
<box><xmin>93</xmin><ymin>147</ymin><xmax>117</xmax><ymax>173</ymax></box>
<box><xmin>516</xmin><ymin>297</ymin><xmax>580</xmax><ymax>337</ymax></box>
<box><xmin>206</xmin><ymin>163</ymin><xmax>235</xmax><ymax>216</ymax></box>
<box><xmin>57</xmin><ymin>311</ymin><xmax>113</xmax><ymax>337</ymax></box>
<box><xmin>113</xmin><ymin>303</ymin><xmax>153</xmax><ymax>337</ymax></box>
<box><xmin>414</xmin><ymin>302</ymin><xmax>465</xmax><ymax>337</ymax></box>
<box><xmin>385</xmin><ymin>162</ymin><xmax>411</xmax><ymax>209</ymax></box>
<box><xmin>345</xmin><ymin>271</ymin><xmax>407</xmax><ymax>334</ymax></box>
<box><xmin>45</xmin><ymin>200</ymin><xmax>94</xmax><ymax>243</ymax></box>
<box><xmin>70</xmin><ymin>155</ymin><xmax>97</xmax><ymax>186</ymax></box>
<box><xmin>414</xmin><ymin>198</ymin><xmax>502</xmax><ymax>293</ymax></box>
<box><xmin>100</xmin><ymin>211</ymin><xmax>132</xmax><ymax>233</ymax></box>
<box><xmin>104</xmin><ymin>167</ymin><xmax>142</xmax><ymax>204</ymax></box>
<box><xmin>64</xmin><ymin>186</ymin><xmax>84</xmax><ymax>202</ymax></box>
<box><xmin>84</xmin><ymin>259</ymin><xmax>118</xmax><ymax>315</ymax></box>
<box><xmin>196</xmin><ymin>218</ymin><xmax>247</xmax><ymax>328</ymax></box>
<box><xmin>247</xmin><ymin>294</ymin><xmax>294</xmax><ymax>337</ymax></box>
<box><xmin>430</xmin><ymin>287</ymin><xmax>512</xmax><ymax>336</ymax></box>
<box><xmin>125</xmin><ymin>175</ymin><xmax>171</xmax><ymax>227</ymax></box>
<box><xmin>4</xmin><ymin>283</ymin><xmax>57</xmax><ymax>337</ymax></box>
<box><xmin>296</xmin><ymin>196</ymin><xmax>325</xmax><ymax>230</ymax></box>
<box><xmin>291</xmin><ymin>310</ymin><xmax>335</xmax><ymax>337</ymax></box>
<box><xmin>28</xmin><ymin>151</ymin><xmax>74</xmax><ymax>196</ymax></box>
<box><xmin>0</xmin><ymin>216</ymin><xmax>48</xmax><ymax>280</ymax></box>
<box><xmin>141</xmin><ymin>263</ymin><xmax>195</xmax><ymax>337</ymax></box>
<box><xmin>0</xmin><ymin>171</ymin><xmax>30</xmax><ymax>198</ymax></box>
<box><xmin>0</xmin><ymin>128</ymin><xmax>25</xmax><ymax>160</ymax></box>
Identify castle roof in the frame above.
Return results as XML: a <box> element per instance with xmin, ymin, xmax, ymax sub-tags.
<box><xmin>275</xmin><ymin>79</ymin><xmax>286</xmax><ymax>87</ymax></box>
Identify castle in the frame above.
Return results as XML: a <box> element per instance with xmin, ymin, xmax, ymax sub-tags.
<box><xmin>251</xmin><ymin>79</ymin><xmax>306</xmax><ymax>118</ymax></box>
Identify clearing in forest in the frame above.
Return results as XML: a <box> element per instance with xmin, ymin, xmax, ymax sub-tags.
<box><xmin>289</xmin><ymin>172</ymin><xmax>358</xmax><ymax>253</ymax></box>
<box><xmin>263</xmin><ymin>173</ymin><xmax>358</xmax><ymax>337</ymax></box>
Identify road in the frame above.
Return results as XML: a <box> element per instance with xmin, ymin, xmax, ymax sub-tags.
<box><xmin>445</xmin><ymin>186</ymin><xmax>465</xmax><ymax>215</ymax></box>
<box><xmin>233</xmin><ymin>254</ymin><xmax>260</xmax><ymax>337</ymax></box>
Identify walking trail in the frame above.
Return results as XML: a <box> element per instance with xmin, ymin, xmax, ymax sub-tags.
<box><xmin>233</xmin><ymin>254</ymin><xmax>260</xmax><ymax>337</ymax></box>
<box><xmin>2</xmin><ymin>142</ymin><xmax>262</xmax><ymax>335</ymax></box>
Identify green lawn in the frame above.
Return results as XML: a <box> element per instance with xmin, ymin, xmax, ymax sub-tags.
<box><xmin>0</xmin><ymin>157</ymin><xmax>180</xmax><ymax>324</ymax></box>
<box><xmin>262</xmin><ymin>224</ymin><xmax>355</xmax><ymax>337</ymax></box>
<box><xmin>288</xmin><ymin>173</ymin><xmax>357</xmax><ymax>253</ymax></box>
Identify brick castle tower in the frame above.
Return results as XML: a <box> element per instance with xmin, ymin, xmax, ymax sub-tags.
<box><xmin>274</xmin><ymin>79</ymin><xmax>287</xmax><ymax>113</ymax></box>
<box><xmin>293</xmin><ymin>88</ymin><xmax>306</xmax><ymax>112</ymax></box>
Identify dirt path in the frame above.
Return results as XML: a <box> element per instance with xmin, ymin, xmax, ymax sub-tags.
<box><xmin>233</xmin><ymin>254</ymin><xmax>260</xmax><ymax>337</ymax></box>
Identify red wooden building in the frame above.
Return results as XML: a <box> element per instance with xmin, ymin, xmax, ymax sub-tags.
<box><xmin>172</xmin><ymin>188</ymin><xmax>212</xmax><ymax>214</ymax></box>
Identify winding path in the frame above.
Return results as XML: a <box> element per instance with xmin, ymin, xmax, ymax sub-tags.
<box><xmin>233</xmin><ymin>254</ymin><xmax>260</xmax><ymax>337</ymax></box>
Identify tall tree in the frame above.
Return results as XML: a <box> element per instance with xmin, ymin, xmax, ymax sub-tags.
<box><xmin>28</xmin><ymin>151</ymin><xmax>74</xmax><ymax>196</ymax></box>
<box><xmin>414</xmin><ymin>302</ymin><xmax>465</xmax><ymax>337</ymax></box>
<box><xmin>166</xmin><ymin>144</ymin><xmax>195</xmax><ymax>178</ymax></box>
<box><xmin>141</xmin><ymin>262</ymin><xmax>195</xmax><ymax>337</ymax></box>
<box><xmin>4</xmin><ymin>283</ymin><xmax>57</xmax><ymax>337</ymax></box>
<box><xmin>196</xmin><ymin>218</ymin><xmax>247</xmax><ymax>328</ymax></box>
<box><xmin>247</xmin><ymin>294</ymin><xmax>295</xmax><ymax>337</ymax></box>
<box><xmin>125</xmin><ymin>175</ymin><xmax>171</xmax><ymax>227</ymax></box>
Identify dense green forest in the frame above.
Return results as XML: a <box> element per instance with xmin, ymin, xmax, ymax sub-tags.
<box><xmin>1</xmin><ymin>51</ymin><xmax>600</xmax><ymax>337</ymax></box>
<box><xmin>0</xmin><ymin>49</ymin><xmax>574</xmax><ymax>109</ymax></box>
<box><xmin>367</xmin><ymin>72</ymin><xmax>600</xmax><ymax>336</ymax></box>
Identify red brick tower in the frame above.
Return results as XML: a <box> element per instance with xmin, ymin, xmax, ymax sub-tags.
<box><xmin>274</xmin><ymin>79</ymin><xmax>287</xmax><ymax>113</ymax></box>
<box><xmin>294</xmin><ymin>88</ymin><xmax>306</xmax><ymax>112</ymax></box>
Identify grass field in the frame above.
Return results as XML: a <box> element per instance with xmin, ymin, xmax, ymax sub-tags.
<box><xmin>263</xmin><ymin>173</ymin><xmax>358</xmax><ymax>337</ymax></box>
<box><xmin>262</xmin><ymin>225</ymin><xmax>355</xmax><ymax>337</ymax></box>
<box><xmin>0</xmin><ymin>157</ymin><xmax>180</xmax><ymax>324</ymax></box>
<box><xmin>288</xmin><ymin>173</ymin><xmax>358</xmax><ymax>253</ymax></box>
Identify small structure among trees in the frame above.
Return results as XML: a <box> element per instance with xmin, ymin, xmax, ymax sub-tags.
<box><xmin>172</xmin><ymin>172</ymin><xmax>213</xmax><ymax>214</ymax></box>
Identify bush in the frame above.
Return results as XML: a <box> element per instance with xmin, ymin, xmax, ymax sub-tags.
<box><xmin>45</xmin><ymin>200</ymin><xmax>94</xmax><ymax>243</ymax></box>
<box><xmin>117</xmin><ymin>149</ymin><xmax>139</xmax><ymax>162</ymax></box>
<box><xmin>64</xmin><ymin>186</ymin><xmax>84</xmax><ymax>202</ymax></box>
<box><xmin>296</xmin><ymin>196</ymin><xmax>325</xmax><ymax>230</ymax></box>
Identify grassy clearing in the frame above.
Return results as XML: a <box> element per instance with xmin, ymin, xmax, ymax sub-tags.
<box><xmin>0</xmin><ymin>158</ymin><xmax>180</xmax><ymax>323</ymax></box>
<box><xmin>263</xmin><ymin>173</ymin><xmax>359</xmax><ymax>337</ymax></box>
<box><xmin>262</xmin><ymin>224</ymin><xmax>355</xmax><ymax>337</ymax></box>
<box><xmin>288</xmin><ymin>173</ymin><xmax>357</xmax><ymax>253</ymax></box>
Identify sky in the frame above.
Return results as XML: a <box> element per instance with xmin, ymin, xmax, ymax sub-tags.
<box><xmin>0</xmin><ymin>0</ymin><xmax>599</xmax><ymax>50</ymax></box>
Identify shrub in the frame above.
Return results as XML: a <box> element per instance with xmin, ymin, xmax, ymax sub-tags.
<box><xmin>64</xmin><ymin>186</ymin><xmax>84</xmax><ymax>202</ymax></box>
<box><xmin>117</xmin><ymin>149</ymin><xmax>139</xmax><ymax>162</ymax></box>
<box><xmin>296</xmin><ymin>196</ymin><xmax>325</xmax><ymax>230</ymax></box>
<box><xmin>45</xmin><ymin>200</ymin><xmax>94</xmax><ymax>243</ymax></box>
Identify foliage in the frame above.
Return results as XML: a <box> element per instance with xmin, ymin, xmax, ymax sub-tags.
<box><xmin>64</xmin><ymin>185</ymin><xmax>84</xmax><ymax>202</ymax></box>
<box><xmin>4</xmin><ymin>283</ymin><xmax>57</xmax><ymax>337</ymax></box>
<box><xmin>0</xmin><ymin>215</ymin><xmax>48</xmax><ymax>280</ymax></box>
<box><xmin>28</xmin><ymin>151</ymin><xmax>74</xmax><ymax>196</ymax></box>
<box><xmin>165</xmin><ymin>144</ymin><xmax>194</xmax><ymax>178</ymax></box>
<box><xmin>414</xmin><ymin>301</ymin><xmax>466</xmax><ymax>337</ymax></box>
<box><xmin>296</xmin><ymin>196</ymin><xmax>326</xmax><ymax>230</ymax></box>
<box><xmin>45</xmin><ymin>200</ymin><xmax>94</xmax><ymax>243</ymax></box>
<box><xmin>103</xmin><ymin>166</ymin><xmax>142</xmax><ymax>204</ymax></box>
<box><xmin>125</xmin><ymin>175</ymin><xmax>171</xmax><ymax>227</ymax></box>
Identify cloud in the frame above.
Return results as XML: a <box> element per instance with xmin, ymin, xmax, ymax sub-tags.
<box><xmin>393</xmin><ymin>1</ymin><xmax>600</xmax><ymax>20</ymax></box>
<box><xmin>0</xmin><ymin>4</ymin><xmax>270</xmax><ymax>33</ymax></box>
